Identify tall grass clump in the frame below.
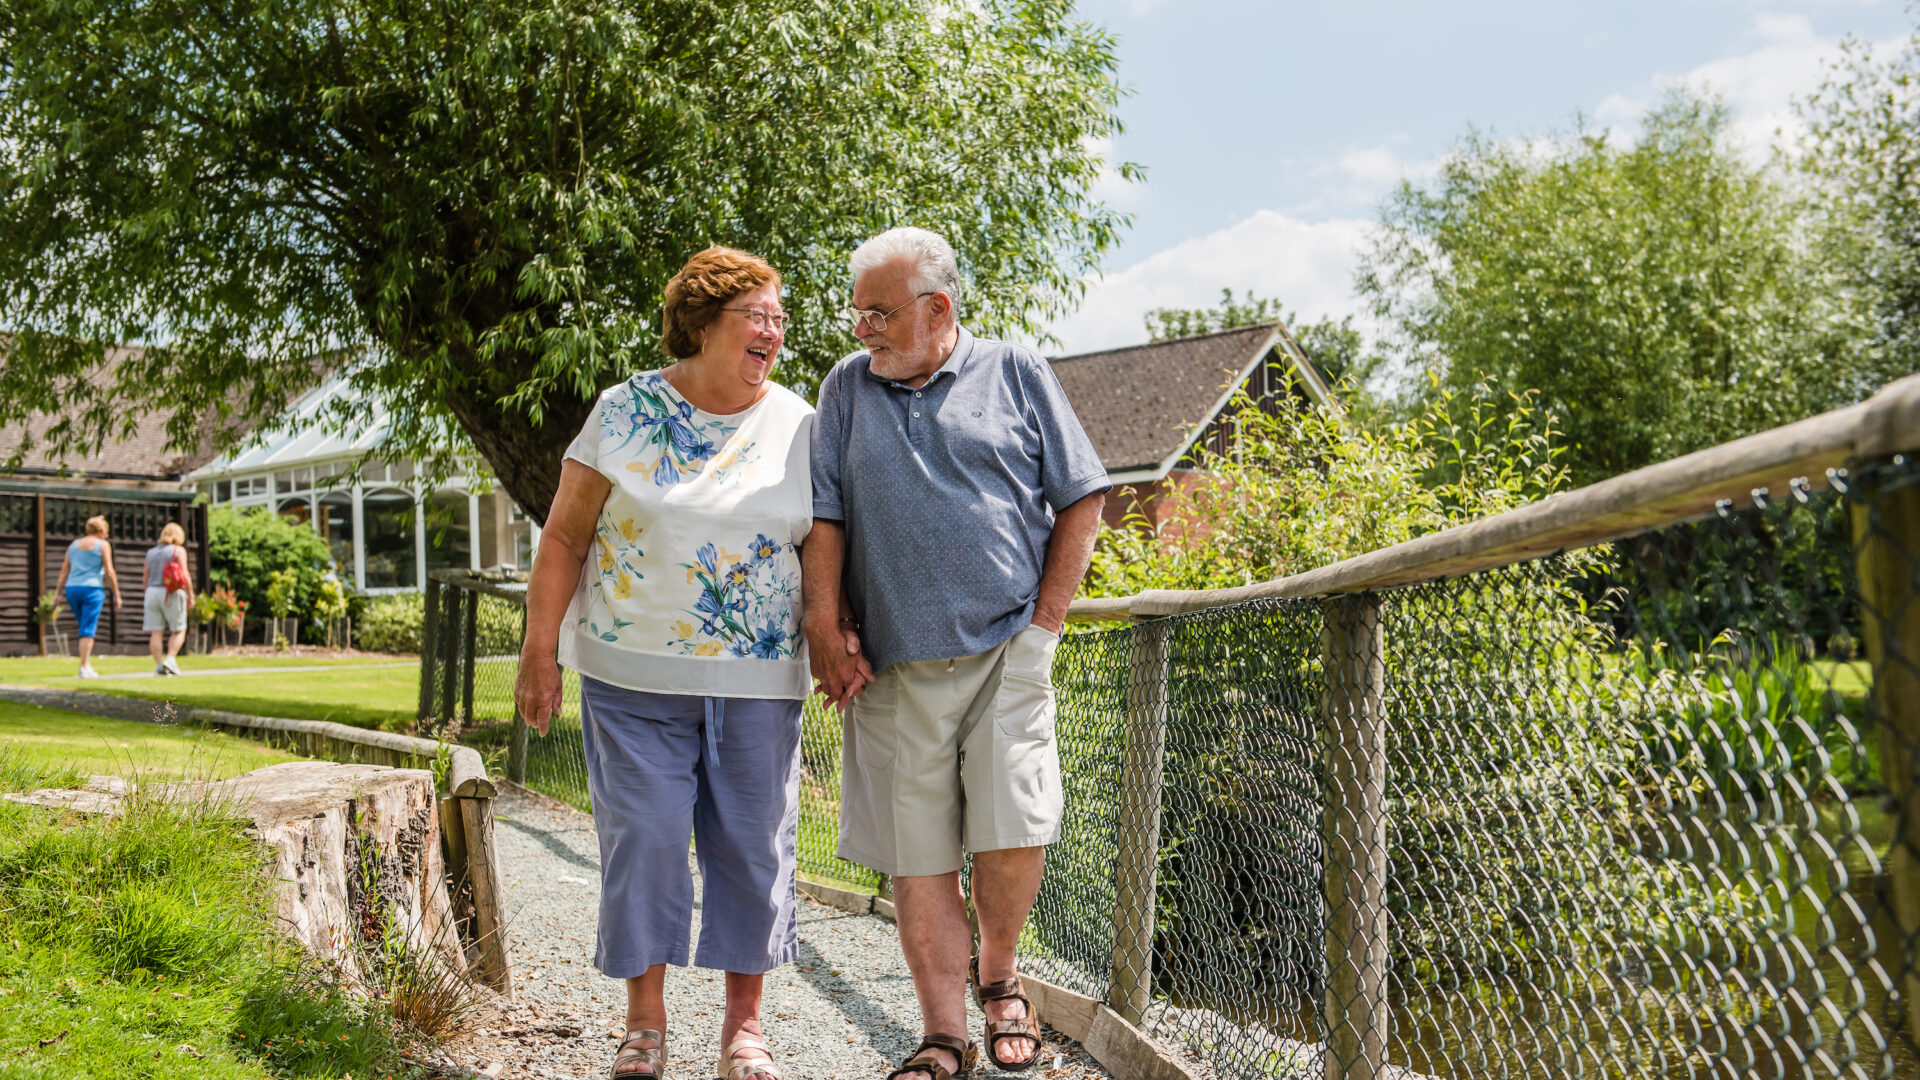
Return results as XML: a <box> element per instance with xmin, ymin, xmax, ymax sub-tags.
<box><xmin>0</xmin><ymin>752</ymin><xmax>416</xmax><ymax>1078</ymax></box>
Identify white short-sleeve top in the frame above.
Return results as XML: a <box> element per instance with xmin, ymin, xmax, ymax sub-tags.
<box><xmin>556</xmin><ymin>370</ymin><xmax>815</xmax><ymax>699</ymax></box>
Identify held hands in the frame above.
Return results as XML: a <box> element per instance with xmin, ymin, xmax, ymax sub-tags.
<box><xmin>513</xmin><ymin>653</ymin><xmax>565</xmax><ymax>736</ymax></box>
<box><xmin>806</xmin><ymin>621</ymin><xmax>875</xmax><ymax>709</ymax></box>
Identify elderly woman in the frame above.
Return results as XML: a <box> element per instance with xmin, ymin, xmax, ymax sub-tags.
<box><xmin>515</xmin><ymin>247</ymin><xmax>813</xmax><ymax>1080</ymax></box>
<box><xmin>142</xmin><ymin>522</ymin><xmax>196</xmax><ymax>675</ymax></box>
<box><xmin>54</xmin><ymin>515</ymin><xmax>123</xmax><ymax>678</ymax></box>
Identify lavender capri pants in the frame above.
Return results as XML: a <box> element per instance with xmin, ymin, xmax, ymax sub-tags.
<box><xmin>579</xmin><ymin>677</ymin><xmax>803</xmax><ymax>977</ymax></box>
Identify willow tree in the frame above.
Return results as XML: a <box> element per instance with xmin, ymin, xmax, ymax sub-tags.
<box><xmin>0</xmin><ymin>0</ymin><xmax>1135</xmax><ymax>520</ymax></box>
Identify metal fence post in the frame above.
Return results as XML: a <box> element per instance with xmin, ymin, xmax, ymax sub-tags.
<box><xmin>460</xmin><ymin>583</ymin><xmax>478</xmax><ymax>730</ymax></box>
<box><xmin>417</xmin><ymin>576</ymin><xmax>442</xmax><ymax>724</ymax></box>
<box><xmin>1109</xmin><ymin>615</ymin><xmax>1170</xmax><ymax>1025</ymax></box>
<box><xmin>1320</xmin><ymin>594</ymin><xmax>1388</xmax><ymax>1080</ymax></box>
<box><xmin>1854</xmin><ymin>463</ymin><xmax>1920</xmax><ymax>1041</ymax></box>
<box><xmin>437</xmin><ymin>584</ymin><xmax>463</xmax><ymax>728</ymax></box>
<box><xmin>508</xmin><ymin>604</ymin><xmax>529</xmax><ymax>785</ymax></box>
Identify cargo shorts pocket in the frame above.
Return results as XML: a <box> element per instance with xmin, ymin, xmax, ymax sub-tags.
<box><xmin>994</xmin><ymin>626</ymin><xmax>1058</xmax><ymax>741</ymax></box>
<box><xmin>850</xmin><ymin>676</ymin><xmax>898</xmax><ymax>769</ymax></box>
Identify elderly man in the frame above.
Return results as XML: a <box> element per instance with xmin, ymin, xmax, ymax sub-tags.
<box><xmin>804</xmin><ymin>226</ymin><xmax>1108</xmax><ymax>1080</ymax></box>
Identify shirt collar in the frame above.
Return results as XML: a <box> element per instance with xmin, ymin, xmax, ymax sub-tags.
<box><xmin>864</xmin><ymin>325</ymin><xmax>975</xmax><ymax>387</ymax></box>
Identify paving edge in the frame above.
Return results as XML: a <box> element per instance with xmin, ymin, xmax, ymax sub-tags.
<box><xmin>795</xmin><ymin>877</ymin><xmax>1197</xmax><ymax>1080</ymax></box>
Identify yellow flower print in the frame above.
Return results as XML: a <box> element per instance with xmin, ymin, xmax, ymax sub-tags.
<box><xmin>719</xmin><ymin>546</ymin><xmax>741</xmax><ymax>568</ymax></box>
<box><xmin>599</xmin><ymin>548</ymin><xmax>615</xmax><ymax>574</ymax></box>
<box><xmin>614</xmin><ymin>572</ymin><xmax>633</xmax><ymax>600</ymax></box>
<box><xmin>618</xmin><ymin>518</ymin><xmax>640</xmax><ymax>543</ymax></box>
<box><xmin>725</xmin><ymin>563</ymin><xmax>751</xmax><ymax>588</ymax></box>
<box><xmin>693</xmin><ymin>641</ymin><xmax>722</xmax><ymax>656</ymax></box>
<box><xmin>673</xmin><ymin>620</ymin><xmax>695</xmax><ymax>641</ymax></box>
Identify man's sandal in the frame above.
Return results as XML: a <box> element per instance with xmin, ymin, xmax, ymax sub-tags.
<box><xmin>886</xmin><ymin>1033</ymin><xmax>978</xmax><ymax>1080</ymax></box>
<box><xmin>611</xmin><ymin>1028</ymin><xmax>666</xmax><ymax>1079</ymax></box>
<box><xmin>716</xmin><ymin>1034</ymin><xmax>784</xmax><ymax>1080</ymax></box>
<box><xmin>970</xmin><ymin>957</ymin><xmax>1044</xmax><ymax>1071</ymax></box>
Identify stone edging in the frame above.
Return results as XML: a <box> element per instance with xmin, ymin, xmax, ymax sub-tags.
<box><xmin>795</xmin><ymin>879</ymin><xmax>1197</xmax><ymax>1080</ymax></box>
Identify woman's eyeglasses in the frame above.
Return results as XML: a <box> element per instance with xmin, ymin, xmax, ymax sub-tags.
<box><xmin>722</xmin><ymin>307</ymin><xmax>791</xmax><ymax>333</ymax></box>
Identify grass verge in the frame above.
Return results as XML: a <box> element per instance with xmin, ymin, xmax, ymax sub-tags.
<box><xmin>0</xmin><ymin>755</ymin><xmax>421</xmax><ymax>1079</ymax></box>
<box><xmin>0</xmin><ymin>658</ymin><xmax>420</xmax><ymax>734</ymax></box>
<box><xmin>0</xmin><ymin>702</ymin><xmax>304</xmax><ymax>783</ymax></box>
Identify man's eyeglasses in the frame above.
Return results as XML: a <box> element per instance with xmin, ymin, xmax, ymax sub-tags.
<box><xmin>722</xmin><ymin>307</ymin><xmax>791</xmax><ymax>333</ymax></box>
<box><xmin>845</xmin><ymin>292</ymin><xmax>935</xmax><ymax>334</ymax></box>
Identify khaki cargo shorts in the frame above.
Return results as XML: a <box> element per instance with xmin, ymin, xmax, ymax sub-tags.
<box><xmin>837</xmin><ymin>624</ymin><xmax>1064</xmax><ymax>877</ymax></box>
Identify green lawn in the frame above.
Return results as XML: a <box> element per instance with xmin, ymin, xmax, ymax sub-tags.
<box><xmin>0</xmin><ymin>756</ymin><xmax>417</xmax><ymax>1079</ymax></box>
<box><xmin>0</xmin><ymin>655</ymin><xmax>422</xmax><ymax>732</ymax></box>
<box><xmin>0</xmin><ymin>701</ymin><xmax>304</xmax><ymax>782</ymax></box>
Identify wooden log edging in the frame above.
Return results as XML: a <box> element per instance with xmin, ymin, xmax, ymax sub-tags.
<box><xmin>0</xmin><ymin>686</ymin><xmax>493</xmax><ymax>797</ymax></box>
<box><xmin>794</xmin><ymin>878</ymin><xmax>1195</xmax><ymax>1080</ymax></box>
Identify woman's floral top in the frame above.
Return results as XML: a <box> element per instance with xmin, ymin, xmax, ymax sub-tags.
<box><xmin>557</xmin><ymin>370</ymin><xmax>814</xmax><ymax>700</ymax></box>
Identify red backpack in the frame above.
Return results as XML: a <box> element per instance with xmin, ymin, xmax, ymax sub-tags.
<box><xmin>162</xmin><ymin>548</ymin><xmax>190</xmax><ymax>594</ymax></box>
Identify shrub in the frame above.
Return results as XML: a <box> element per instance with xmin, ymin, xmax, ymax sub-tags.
<box><xmin>207</xmin><ymin>506</ymin><xmax>335</xmax><ymax>624</ymax></box>
<box><xmin>1086</xmin><ymin>377</ymin><xmax>1572</xmax><ymax>596</ymax></box>
<box><xmin>355</xmin><ymin>593</ymin><xmax>424</xmax><ymax>654</ymax></box>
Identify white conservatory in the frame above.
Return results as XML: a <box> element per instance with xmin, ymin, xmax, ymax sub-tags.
<box><xmin>187</xmin><ymin>375</ymin><xmax>539</xmax><ymax>592</ymax></box>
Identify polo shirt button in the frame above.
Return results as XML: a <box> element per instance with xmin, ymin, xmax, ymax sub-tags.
<box><xmin>913</xmin><ymin>412</ymin><xmax>921</xmax><ymax>418</ymax></box>
<box><xmin>915</xmin><ymin>392</ymin><xmax>922</xmax><ymax>398</ymax></box>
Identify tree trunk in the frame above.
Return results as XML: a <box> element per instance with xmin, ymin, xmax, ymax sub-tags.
<box><xmin>441</xmin><ymin>371</ymin><xmax>595</xmax><ymax>528</ymax></box>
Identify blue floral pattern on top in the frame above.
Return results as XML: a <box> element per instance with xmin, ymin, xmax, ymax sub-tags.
<box><xmin>603</xmin><ymin>373</ymin><xmax>735</xmax><ymax>486</ymax></box>
<box><xmin>667</xmin><ymin>539</ymin><xmax>800</xmax><ymax>658</ymax></box>
<box><xmin>579</xmin><ymin>372</ymin><xmax>793</xmax><ymax>657</ymax></box>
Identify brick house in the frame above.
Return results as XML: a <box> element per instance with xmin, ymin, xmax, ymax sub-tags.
<box><xmin>1048</xmin><ymin>322</ymin><xmax>1339</xmax><ymax>530</ymax></box>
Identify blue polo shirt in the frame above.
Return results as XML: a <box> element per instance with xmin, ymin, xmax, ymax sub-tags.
<box><xmin>811</xmin><ymin>326</ymin><xmax>1110</xmax><ymax>670</ymax></box>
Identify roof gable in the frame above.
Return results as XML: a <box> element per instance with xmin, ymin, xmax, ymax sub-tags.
<box><xmin>1049</xmin><ymin>322</ymin><xmax>1332</xmax><ymax>481</ymax></box>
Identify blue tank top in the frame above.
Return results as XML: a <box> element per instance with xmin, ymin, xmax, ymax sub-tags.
<box><xmin>67</xmin><ymin>540</ymin><xmax>105</xmax><ymax>589</ymax></box>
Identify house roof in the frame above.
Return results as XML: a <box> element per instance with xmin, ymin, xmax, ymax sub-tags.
<box><xmin>1048</xmin><ymin>322</ymin><xmax>1335</xmax><ymax>483</ymax></box>
<box><xmin>0</xmin><ymin>345</ymin><xmax>224</xmax><ymax>487</ymax></box>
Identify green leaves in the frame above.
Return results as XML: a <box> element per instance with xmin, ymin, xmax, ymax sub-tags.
<box><xmin>1359</xmin><ymin>89</ymin><xmax>1886</xmax><ymax>485</ymax></box>
<box><xmin>0</xmin><ymin>0</ymin><xmax>1135</xmax><ymax>518</ymax></box>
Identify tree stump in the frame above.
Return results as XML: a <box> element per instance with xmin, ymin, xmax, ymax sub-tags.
<box><xmin>6</xmin><ymin>762</ymin><xmax>469</xmax><ymax>988</ymax></box>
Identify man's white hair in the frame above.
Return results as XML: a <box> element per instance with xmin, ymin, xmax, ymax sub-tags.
<box><xmin>849</xmin><ymin>226</ymin><xmax>963</xmax><ymax>313</ymax></box>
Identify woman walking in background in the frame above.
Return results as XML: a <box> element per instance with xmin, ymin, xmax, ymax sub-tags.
<box><xmin>514</xmin><ymin>247</ymin><xmax>813</xmax><ymax>1080</ymax></box>
<box><xmin>54</xmin><ymin>516</ymin><xmax>122</xmax><ymax>678</ymax></box>
<box><xmin>142</xmin><ymin>522</ymin><xmax>195</xmax><ymax>676</ymax></box>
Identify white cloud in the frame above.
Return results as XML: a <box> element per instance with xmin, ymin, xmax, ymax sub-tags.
<box><xmin>1596</xmin><ymin>13</ymin><xmax>1900</xmax><ymax>156</ymax></box>
<box><xmin>1045</xmin><ymin>210</ymin><xmax>1372</xmax><ymax>355</ymax></box>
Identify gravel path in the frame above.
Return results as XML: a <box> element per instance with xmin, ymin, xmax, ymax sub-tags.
<box><xmin>461</xmin><ymin>790</ymin><xmax>1117</xmax><ymax>1080</ymax></box>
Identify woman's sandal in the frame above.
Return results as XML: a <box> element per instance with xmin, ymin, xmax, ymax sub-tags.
<box><xmin>611</xmin><ymin>1028</ymin><xmax>666</xmax><ymax>1079</ymax></box>
<box><xmin>885</xmin><ymin>1033</ymin><xmax>978</xmax><ymax>1080</ymax></box>
<box><xmin>970</xmin><ymin>957</ymin><xmax>1044</xmax><ymax>1072</ymax></box>
<box><xmin>716</xmin><ymin>1034</ymin><xmax>784</xmax><ymax>1080</ymax></box>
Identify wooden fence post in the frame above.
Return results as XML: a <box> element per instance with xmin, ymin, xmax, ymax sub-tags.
<box><xmin>1320</xmin><ymin>594</ymin><xmax>1389</xmax><ymax>1080</ymax></box>
<box><xmin>31</xmin><ymin>495</ymin><xmax>45</xmax><ymax>657</ymax></box>
<box><xmin>418</xmin><ymin>577</ymin><xmax>441</xmax><ymax>724</ymax></box>
<box><xmin>1109</xmin><ymin>615</ymin><xmax>1170</xmax><ymax>1026</ymax></box>
<box><xmin>1854</xmin><ymin>463</ymin><xmax>1920</xmax><ymax>1042</ymax></box>
<box><xmin>458</xmin><ymin>794</ymin><xmax>513</xmax><ymax>995</ymax></box>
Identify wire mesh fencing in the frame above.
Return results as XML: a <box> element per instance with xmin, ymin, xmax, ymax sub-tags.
<box><xmin>418</xmin><ymin>571</ymin><xmax>882</xmax><ymax>890</ymax></box>
<box><xmin>421</xmin><ymin>445</ymin><xmax>1920</xmax><ymax>1079</ymax></box>
<box><xmin>1032</xmin><ymin>454</ymin><xmax>1920</xmax><ymax>1080</ymax></box>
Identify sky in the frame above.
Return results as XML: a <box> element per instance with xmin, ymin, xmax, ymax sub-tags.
<box><xmin>1041</xmin><ymin>0</ymin><xmax>1917</xmax><ymax>355</ymax></box>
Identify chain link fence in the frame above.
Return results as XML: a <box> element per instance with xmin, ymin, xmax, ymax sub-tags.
<box><xmin>422</xmin><ymin>395</ymin><xmax>1920</xmax><ymax>1078</ymax></box>
<box><xmin>417</xmin><ymin>571</ymin><xmax>881</xmax><ymax>892</ymax></box>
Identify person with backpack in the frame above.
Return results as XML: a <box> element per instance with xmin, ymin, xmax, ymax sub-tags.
<box><xmin>142</xmin><ymin>522</ymin><xmax>195</xmax><ymax>676</ymax></box>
